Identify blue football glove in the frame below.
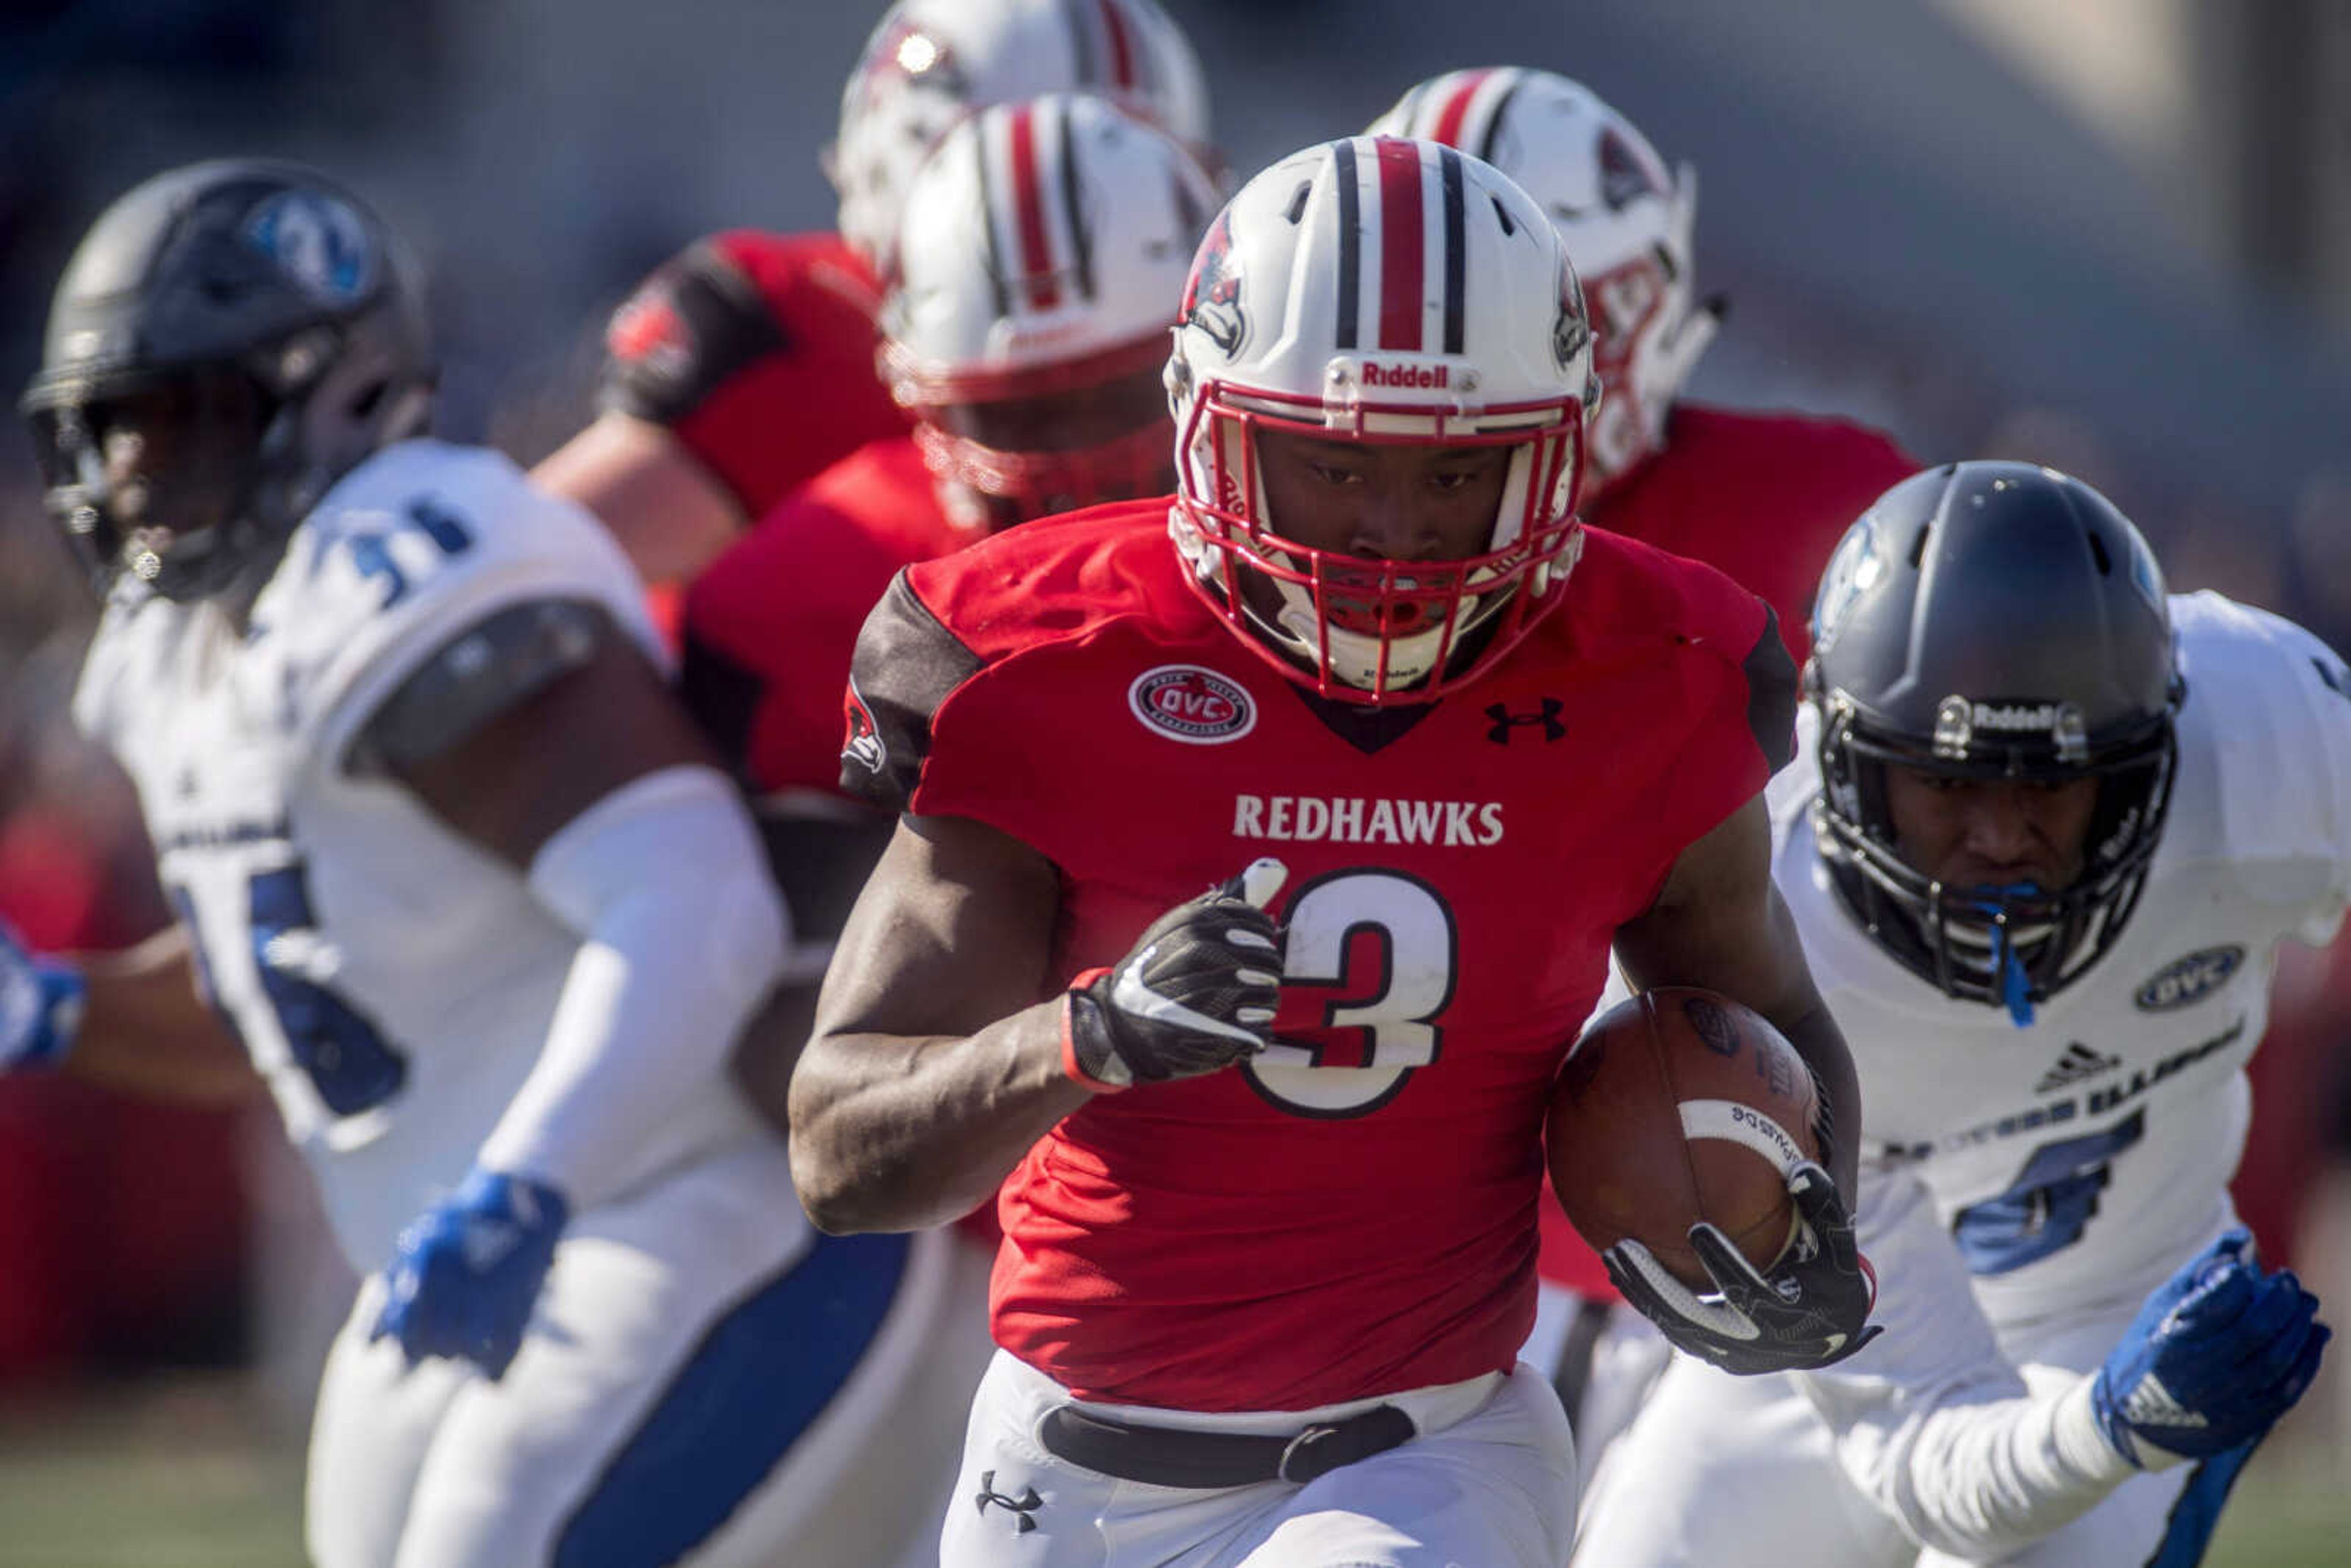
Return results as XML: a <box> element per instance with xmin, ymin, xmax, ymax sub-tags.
<box><xmin>372</xmin><ymin>1168</ymin><xmax>569</xmax><ymax>1380</ymax></box>
<box><xmin>2091</xmin><ymin>1228</ymin><xmax>2330</xmax><ymax>1467</ymax></box>
<box><xmin>0</xmin><ymin>917</ymin><xmax>84</xmax><ymax>1072</ymax></box>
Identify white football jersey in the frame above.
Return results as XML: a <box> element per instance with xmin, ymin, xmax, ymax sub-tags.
<box><xmin>75</xmin><ymin>440</ymin><xmax>758</xmax><ymax>1273</ymax></box>
<box><xmin>1771</xmin><ymin>590</ymin><xmax>2351</xmax><ymax>1334</ymax></box>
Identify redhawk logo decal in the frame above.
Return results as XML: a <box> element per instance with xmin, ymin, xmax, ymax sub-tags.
<box><xmin>1182</xmin><ymin>209</ymin><xmax>1245</xmax><ymax>356</ymax></box>
<box><xmin>1598</xmin><ymin>128</ymin><xmax>1667</xmax><ymax>211</ymax></box>
<box><xmin>1553</xmin><ymin>261</ymin><xmax>1592</xmax><ymax>370</ymax></box>
<box><xmin>1130</xmin><ymin>664</ymin><xmax>1256</xmax><ymax>743</ymax></box>
<box><xmin>607</xmin><ymin>290</ymin><xmax>686</xmax><ymax>368</ymax></box>
<box><xmin>842</xmin><ymin>680</ymin><xmax>885</xmax><ymax>775</ymax></box>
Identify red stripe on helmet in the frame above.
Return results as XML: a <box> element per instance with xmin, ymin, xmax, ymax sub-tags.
<box><xmin>1009</xmin><ymin>105</ymin><xmax>1061</xmax><ymax>311</ymax></box>
<box><xmin>1098</xmin><ymin>0</ymin><xmax>1138</xmax><ymax>90</ymax></box>
<box><xmin>1430</xmin><ymin>69</ymin><xmax>1492</xmax><ymax>149</ymax></box>
<box><xmin>1374</xmin><ymin>139</ymin><xmax>1426</xmax><ymax>351</ymax></box>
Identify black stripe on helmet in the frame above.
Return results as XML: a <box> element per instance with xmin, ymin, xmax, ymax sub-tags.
<box><xmin>1438</xmin><ymin>144</ymin><xmax>1466</xmax><ymax>354</ymax></box>
<box><xmin>1476</xmin><ymin>70</ymin><xmax>1526</xmax><ymax>167</ymax></box>
<box><xmin>1333</xmin><ymin>138</ymin><xmax>1362</xmax><ymax>350</ymax></box>
<box><xmin>1057</xmin><ymin>98</ymin><xmax>1097</xmax><ymax>301</ymax></box>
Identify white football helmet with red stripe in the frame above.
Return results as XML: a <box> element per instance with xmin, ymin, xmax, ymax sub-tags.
<box><xmin>830</xmin><ymin>0</ymin><xmax>1213</xmax><ymax>274</ymax></box>
<box><xmin>1370</xmin><ymin>69</ymin><xmax>1714</xmax><ymax>495</ymax></box>
<box><xmin>882</xmin><ymin>92</ymin><xmax>1219</xmax><ymax>528</ymax></box>
<box><xmin>1166</xmin><ymin>136</ymin><xmax>1600</xmax><ymax>704</ymax></box>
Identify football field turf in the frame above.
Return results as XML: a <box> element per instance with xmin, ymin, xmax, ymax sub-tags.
<box><xmin>0</xmin><ymin>1378</ymin><xmax>2343</xmax><ymax>1566</ymax></box>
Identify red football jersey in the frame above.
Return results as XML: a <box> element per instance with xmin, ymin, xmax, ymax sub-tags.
<box><xmin>601</xmin><ymin>230</ymin><xmax>913</xmax><ymax>517</ymax></box>
<box><xmin>843</xmin><ymin>501</ymin><xmax>1796</xmax><ymax>1411</ymax></box>
<box><xmin>1592</xmin><ymin>404</ymin><xmax>1919</xmax><ymax>664</ymax></box>
<box><xmin>684</xmin><ymin>437</ymin><xmax>971</xmax><ymax>799</ymax></box>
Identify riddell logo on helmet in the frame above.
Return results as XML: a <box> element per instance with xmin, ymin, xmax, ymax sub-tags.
<box><xmin>1971</xmin><ymin>703</ymin><xmax>2061</xmax><ymax>731</ymax></box>
<box><xmin>1361</xmin><ymin>361</ymin><xmax>1450</xmax><ymax>389</ymax></box>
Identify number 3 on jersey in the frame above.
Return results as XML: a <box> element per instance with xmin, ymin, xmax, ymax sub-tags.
<box><xmin>1247</xmin><ymin>869</ymin><xmax>1458</xmax><ymax>1117</ymax></box>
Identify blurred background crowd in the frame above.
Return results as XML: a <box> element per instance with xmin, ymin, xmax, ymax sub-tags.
<box><xmin>1</xmin><ymin>0</ymin><xmax>2348</xmax><ymax>1559</ymax></box>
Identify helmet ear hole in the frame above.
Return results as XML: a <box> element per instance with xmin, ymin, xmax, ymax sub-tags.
<box><xmin>347</xmin><ymin>379</ymin><xmax>388</xmax><ymax>420</ymax></box>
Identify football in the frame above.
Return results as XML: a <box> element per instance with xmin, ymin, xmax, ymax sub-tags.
<box><xmin>1546</xmin><ymin>987</ymin><xmax>1821</xmax><ymax>1289</ymax></box>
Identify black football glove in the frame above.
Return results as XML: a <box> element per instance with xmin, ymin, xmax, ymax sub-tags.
<box><xmin>1064</xmin><ymin>858</ymin><xmax>1287</xmax><ymax>1090</ymax></box>
<box><xmin>1603</xmin><ymin>1160</ymin><xmax>1883</xmax><ymax>1376</ymax></box>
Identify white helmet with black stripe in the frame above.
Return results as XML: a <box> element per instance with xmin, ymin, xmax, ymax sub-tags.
<box><xmin>830</xmin><ymin>0</ymin><xmax>1214</xmax><ymax>276</ymax></box>
<box><xmin>880</xmin><ymin>91</ymin><xmax>1219</xmax><ymax>528</ymax></box>
<box><xmin>1166</xmin><ymin>135</ymin><xmax>1600</xmax><ymax>704</ymax></box>
<box><xmin>1370</xmin><ymin>69</ymin><xmax>1714</xmax><ymax>495</ymax></box>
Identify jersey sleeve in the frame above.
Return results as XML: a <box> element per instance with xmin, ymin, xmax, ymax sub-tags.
<box><xmin>838</xmin><ymin>570</ymin><xmax>986</xmax><ymax>814</ymax></box>
<box><xmin>1794</xmin><ymin>1165</ymin><xmax>2137</xmax><ymax>1559</ymax></box>
<box><xmin>1651</xmin><ymin>584</ymin><xmax>1799</xmax><ymax>880</ymax></box>
<box><xmin>252</xmin><ymin>443</ymin><xmax>666</xmax><ymax>774</ymax></box>
<box><xmin>2251</xmin><ymin>604</ymin><xmax>2351</xmax><ymax>942</ymax></box>
<box><xmin>599</xmin><ymin>236</ymin><xmax>788</xmax><ymax>429</ymax></box>
<box><xmin>598</xmin><ymin>231</ymin><xmax>906</xmax><ymax>516</ymax></box>
<box><xmin>2177</xmin><ymin>591</ymin><xmax>2351</xmax><ymax>945</ymax></box>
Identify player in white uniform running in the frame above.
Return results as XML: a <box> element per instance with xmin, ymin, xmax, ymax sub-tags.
<box><xmin>0</xmin><ymin>160</ymin><xmax>954</xmax><ymax>1567</ymax></box>
<box><xmin>1575</xmin><ymin>461</ymin><xmax>2333</xmax><ymax>1566</ymax></box>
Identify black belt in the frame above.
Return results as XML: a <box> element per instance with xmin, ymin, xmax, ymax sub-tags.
<box><xmin>1037</xmin><ymin>1401</ymin><xmax>1417</xmax><ymax>1488</ymax></box>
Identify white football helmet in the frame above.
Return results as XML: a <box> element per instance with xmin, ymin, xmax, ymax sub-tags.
<box><xmin>1166</xmin><ymin>136</ymin><xmax>1600</xmax><ymax>705</ymax></box>
<box><xmin>830</xmin><ymin>0</ymin><xmax>1213</xmax><ymax>274</ymax></box>
<box><xmin>1370</xmin><ymin>69</ymin><xmax>1715</xmax><ymax>495</ymax></box>
<box><xmin>881</xmin><ymin>92</ymin><xmax>1218</xmax><ymax>529</ymax></box>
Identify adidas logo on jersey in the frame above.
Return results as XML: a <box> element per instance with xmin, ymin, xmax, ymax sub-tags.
<box><xmin>2035</xmin><ymin>1043</ymin><xmax>2121</xmax><ymax>1094</ymax></box>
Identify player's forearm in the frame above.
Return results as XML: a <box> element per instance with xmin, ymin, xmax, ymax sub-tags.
<box><xmin>1814</xmin><ymin>1371</ymin><xmax>2132</xmax><ymax>1559</ymax></box>
<box><xmin>476</xmin><ymin>767</ymin><xmax>789</xmax><ymax>1208</ymax></box>
<box><xmin>1774</xmin><ymin>999</ymin><xmax>1863</xmax><ymax>1198</ymax></box>
<box><xmin>530</xmin><ymin>413</ymin><xmax>744</xmax><ymax>585</ymax></box>
<box><xmin>789</xmin><ymin>999</ymin><xmax>1091</xmax><ymax>1234</ymax></box>
<box><xmin>64</xmin><ymin>929</ymin><xmax>258</xmax><ymax>1103</ymax></box>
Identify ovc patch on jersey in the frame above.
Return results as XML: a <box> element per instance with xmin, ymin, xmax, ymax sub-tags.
<box><xmin>2132</xmin><ymin>946</ymin><xmax>2244</xmax><ymax>1012</ymax></box>
<box><xmin>1130</xmin><ymin>664</ymin><xmax>1255</xmax><ymax>743</ymax></box>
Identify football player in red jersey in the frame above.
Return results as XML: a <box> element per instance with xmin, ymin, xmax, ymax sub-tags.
<box><xmin>675</xmin><ymin>95</ymin><xmax>1220</xmax><ymax>1561</ymax></box>
<box><xmin>1370</xmin><ymin>67</ymin><xmax>1919</xmax><ymax>654</ymax></box>
<box><xmin>687</xmin><ymin>88</ymin><xmax>1219</xmax><ymax>1067</ymax></box>
<box><xmin>791</xmin><ymin>135</ymin><xmax>1879</xmax><ymax>1567</ymax></box>
<box><xmin>533</xmin><ymin>0</ymin><xmax>1213</xmax><ymax>587</ymax></box>
<box><xmin>1371</xmin><ymin>67</ymin><xmax>1924</xmax><ymax>1466</ymax></box>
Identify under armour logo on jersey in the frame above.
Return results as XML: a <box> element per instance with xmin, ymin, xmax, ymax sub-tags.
<box><xmin>2035</xmin><ymin>1043</ymin><xmax>2121</xmax><ymax>1094</ymax></box>
<box><xmin>1486</xmin><ymin>699</ymin><xmax>1565</xmax><ymax>745</ymax></box>
<box><xmin>975</xmin><ymin>1471</ymin><xmax>1041</xmax><ymax>1534</ymax></box>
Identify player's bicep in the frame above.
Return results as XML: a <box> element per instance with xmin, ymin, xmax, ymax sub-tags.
<box><xmin>814</xmin><ymin>812</ymin><xmax>1060</xmax><ymax>1047</ymax></box>
<box><xmin>367</xmin><ymin>601</ymin><xmax>717</xmax><ymax>866</ymax></box>
<box><xmin>1615</xmin><ymin>792</ymin><xmax>1812</xmax><ymax>1013</ymax></box>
